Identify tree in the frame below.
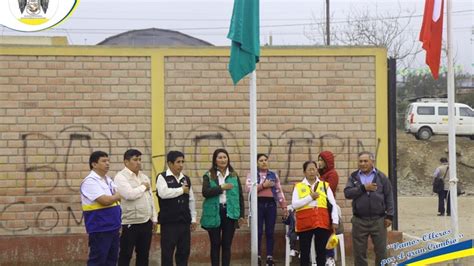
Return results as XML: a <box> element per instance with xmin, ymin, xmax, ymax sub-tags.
<box><xmin>305</xmin><ymin>2</ymin><xmax>420</xmax><ymax>68</ymax></box>
<box><xmin>396</xmin><ymin>71</ymin><xmax>473</xmax><ymax>129</ymax></box>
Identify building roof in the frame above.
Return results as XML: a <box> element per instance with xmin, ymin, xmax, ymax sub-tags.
<box><xmin>97</xmin><ymin>28</ymin><xmax>213</xmax><ymax>46</ymax></box>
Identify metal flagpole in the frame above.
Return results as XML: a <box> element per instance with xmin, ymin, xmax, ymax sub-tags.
<box><xmin>249</xmin><ymin>70</ymin><xmax>259</xmax><ymax>266</ymax></box>
<box><xmin>446</xmin><ymin>0</ymin><xmax>459</xmax><ymax>244</ymax></box>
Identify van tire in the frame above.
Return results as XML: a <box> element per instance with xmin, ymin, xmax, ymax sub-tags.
<box><xmin>418</xmin><ymin>127</ymin><xmax>432</xmax><ymax>140</ymax></box>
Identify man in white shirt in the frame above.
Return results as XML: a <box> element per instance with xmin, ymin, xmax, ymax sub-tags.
<box><xmin>81</xmin><ymin>151</ymin><xmax>121</xmax><ymax>266</ymax></box>
<box><xmin>156</xmin><ymin>151</ymin><xmax>197</xmax><ymax>266</ymax></box>
<box><xmin>115</xmin><ymin>149</ymin><xmax>157</xmax><ymax>266</ymax></box>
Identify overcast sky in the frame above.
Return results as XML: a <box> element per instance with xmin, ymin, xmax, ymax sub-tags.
<box><xmin>1</xmin><ymin>0</ymin><xmax>472</xmax><ymax>73</ymax></box>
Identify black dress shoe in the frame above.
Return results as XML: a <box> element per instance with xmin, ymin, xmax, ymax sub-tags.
<box><xmin>447</xmin><ymin>213</ymin><xmax>451</xmax><ymax>216</ymax></box>
<box><xmin>437</xmin><ymin>213</ymin><xmax>444</xmax><ymax>216</ymax></box>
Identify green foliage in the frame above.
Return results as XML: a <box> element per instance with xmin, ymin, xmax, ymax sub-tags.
<box><xmin>398</xmin><ymin>71</ymin><xmax>471</xmax><ymax>100</ymax></box>
<box><xmin>458</xmin><ymin>93</ymin><xmax>474</xmax><ymax>108</ymax></box>
<box><xmin>396</xmin><ymin>71</ymin><xmax>473</xmax><ymax>129</ymax></box>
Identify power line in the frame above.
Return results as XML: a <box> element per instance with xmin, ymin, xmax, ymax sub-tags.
<box><xmin>69</xmin><ymin>9</ymin><xmax>472</xmax><ymax>22</ymax></box>
<box><xmin>2</xmin><ymin>28</ymin><xmax>470</xmax><ymax>37</ymax></box>
<box><xmin>50</xmin><ymin>9</ymin><xmax>473</xmax><ymax>32</ymax></box>
<box><xmin>1</xmin><ymin>9</ymin><xmax>471</xmax><ymax>36</ymax></box>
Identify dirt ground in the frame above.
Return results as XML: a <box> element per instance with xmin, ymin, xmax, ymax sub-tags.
<box><xmin>395</xmin><ymin>196</ymin><xmax>474</xmax><ymax>266</ymax></box>
<box><xmin>398</xmin><ymin>196</ymin><xmax>474</xmax><ymax>241</ymax></box>
<box><xmin>397</xmin><ymin>131</ymin><xmax>474</xmax><ymax>196</ymax></box>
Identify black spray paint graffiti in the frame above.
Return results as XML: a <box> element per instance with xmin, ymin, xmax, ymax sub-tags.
<box><xmin>160</xmin><ymin>125</ymin><xmax>379</xmax><ymax>184</ymax></box>
<box><xmin>0</xmin><ymin>126</ymin><xmax>149</xmax><ymax>233</ymax></box>
<box><xmin>0</xmin><ymin>202</ymin><xmax>82</xmax><ymax>233</ymax></box>
<box><xmin>20</xmin><ymin>126</ymin><xmax>141</xmax><ymax>194</ymax></box>
<box><xmin>2</xmin><ymin>124</ymin><xmax>377</xmax><ymax>233</ymax></box>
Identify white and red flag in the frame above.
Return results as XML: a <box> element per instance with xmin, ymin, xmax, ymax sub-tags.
<box><xmin>419</xmin><ymin>0</ymin><xmax>444</xmax><ymax>79</ymax></box>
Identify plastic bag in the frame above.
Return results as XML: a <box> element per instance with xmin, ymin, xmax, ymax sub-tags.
<box><xmin>326</xmin><ymin>233</ymin><xmax>339</xmax><ymax>249</ymax></box>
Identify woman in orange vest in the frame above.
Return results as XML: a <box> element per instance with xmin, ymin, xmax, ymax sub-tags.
<box><xmin>291</xmin><ymin>160</ymin><xmax>339</xmax><ymax>266</ymax></box>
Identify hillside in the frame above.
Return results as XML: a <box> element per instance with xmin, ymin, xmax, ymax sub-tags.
<box><xmin>397</xmin><ymin>130</ymin><xmax>474</xmax><ymax>196</ymax></box>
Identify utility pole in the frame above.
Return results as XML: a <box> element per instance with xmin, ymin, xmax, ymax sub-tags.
<box><xmin>326</xmin><ymin>0</ymin><xmax>330</xmax><ymax>45</ymax></box>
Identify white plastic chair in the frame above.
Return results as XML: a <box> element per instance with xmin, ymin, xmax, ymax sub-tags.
<box><xmin>334</xmin><ymin>204</ymin><xmax>346</xmax><ymax>266</ymax></box>
<box><xmin>334</xmin><ymin>233</ymin><xmax>346</xmax><ymax>266</ymax></box>
<box><xmin>284</xmin><ymin>205</ymin><xmax>346</xmax><ymax>266</ymax></box>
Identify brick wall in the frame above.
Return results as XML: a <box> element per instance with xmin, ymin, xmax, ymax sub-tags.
<box><xmin>0</xmin><ymin>47</ymin><xmax>386</xmax><ymax>262</ymax></box>
<box><xmin>163</xmin><ymin>55</ymin><xmax>378</xmax><ymax>232</ymax></box>
<box><xmin>0</xmin><ymin>54</ymin><xmax>152</xmax><ymax>235</ymax></box>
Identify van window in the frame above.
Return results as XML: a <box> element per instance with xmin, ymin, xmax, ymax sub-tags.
<box><xmin>460</xmin><ymin>107</ymin><xmax>474</xmax><ymax>117</ymax></box>
<box><xmin>417</xmin><ymin>106</ymin><xmax>435</xmax><ymax>115</ymax></box>
<box><xmin>438</xmin><ymin>107</ymin><xmax>448</xmax><ymax>115</ymax></box>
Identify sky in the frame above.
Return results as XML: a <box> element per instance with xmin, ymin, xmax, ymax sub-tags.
<box><xmin>1</xmin><ymin>0</ymin><xmax>473</xmax><ymax>73</ymax></box>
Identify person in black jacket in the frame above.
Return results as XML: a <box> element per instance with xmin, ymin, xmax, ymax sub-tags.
<box><xmin>344</xmin><ymin>151</ymin><xmax>394</xmax><ymax>266</ymax></box>
<box><xmin>156</xmin><ymin>151</ymin><xmax>197</xmax><ymax>266</ymax></box>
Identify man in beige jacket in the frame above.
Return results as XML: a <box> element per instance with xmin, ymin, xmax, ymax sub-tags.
<box><xmin>115</xmin><ymin>149</ymin><xmax>157</xmax><ymax>266</ymax></box>
<box><xmin>434</xmin><ymin>157</ymin><xmax>450</xmax><ymax>216</ymax></box>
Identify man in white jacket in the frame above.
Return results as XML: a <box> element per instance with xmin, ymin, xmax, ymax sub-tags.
<box><xmin>156</xmin><ymin>150</ymin><xmax>197</xmax><ymax>266</ymax></box>
<box><xmin>115</xmin><ymin>149</ymin><xmax>157</xmax><ymax>266</ymax></box>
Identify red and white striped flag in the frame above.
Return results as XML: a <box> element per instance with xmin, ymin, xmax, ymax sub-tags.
<box><xmin>419</xmin><ymin>0</ymin><xmax>444</xmax><ymax>80</ymax></box>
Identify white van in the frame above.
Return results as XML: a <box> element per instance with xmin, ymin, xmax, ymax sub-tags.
<box><xmin>405</xmin><ymin>99</ymin><xmax>474</xmax><ymax>140</ymax></box>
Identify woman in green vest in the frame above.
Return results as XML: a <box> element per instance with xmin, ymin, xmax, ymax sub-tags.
<box><xmin>201</xmin><ymin>148</ymin><xmax>245</xmax><ymax>266</ymax></box>
<box><xmin>292</xmin><ymin>160</ymin><xmax>339</xmax><ymax>266</ymax></box>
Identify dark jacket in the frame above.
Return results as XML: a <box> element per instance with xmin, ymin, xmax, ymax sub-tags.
<box><xmin>156</xmin><ymin>171</ymin><xmax>192</xmax><ymax>224</ymax></box>
<box><xmin>344</xmin><ymin>169</ymin><xmax>394</xmax><ymax>220</ymax></box>
<box><xmin>318</xmin><ymin>151</ymin><xmax>339</xmax><ymax>196</ymax></box>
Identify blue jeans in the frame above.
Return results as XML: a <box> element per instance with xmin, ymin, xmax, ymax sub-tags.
<box><xmin>88</xmin><ymin>229</ymin><xmax>120</xmax><ymax>266</ymax></box>
<box><xmin>258</xmin><ymin>199</ymin><xmax>277</xmax><ymax>257</ymax></box>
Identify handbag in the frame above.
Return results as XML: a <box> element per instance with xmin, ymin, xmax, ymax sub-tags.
<box><xmin>432</xmin><ymin>177</ymin><xmax>444</xmax><ymax>193</ymax></box>
<box><xmin>322</xmin><ymin>182</ymin><xmax>344</xmax><ymax>234</ymax></box>
<box><xmin>432</xmin><ymin>167</ymin><xmax>447</xmax><ymax>193</ymax></box>
<box><xmin>321</xmin><ymin>182</ymin><xmax>333</xmax><ymax>223</ymax></box>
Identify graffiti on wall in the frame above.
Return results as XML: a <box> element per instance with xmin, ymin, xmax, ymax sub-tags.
<box><xmin>1</xmin><ymin>124</ymin><xmax>378</xmax><ymax>234</ymax></box>
<box><xmin>1</xmin><ymin>125</ymin><xmax>150</xmax><ymax>233</ymax></box>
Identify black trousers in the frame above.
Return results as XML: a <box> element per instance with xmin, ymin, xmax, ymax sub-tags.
<box><xmin>118</xmin><ymin>220</ymin><xmax>153</xmax><ymax>266</ymax></box>
<box><xmin>298</xmin><ymin>227</ymin><xmax>331</xmax><ymax>266</ymax></box>
<box><xmin>206</xmin><ymin>205</ymin><xmax>237</xmax><ymax>266</ymax></box>
<box><xmin>438</xmin><ymin>190</ymin><xmax>451</xmax><ymax>215</ymax></box>
<box><xmin>160</xmin><ymin>222</ymin><xmax>191</xmax><ymax>266</ymax></box>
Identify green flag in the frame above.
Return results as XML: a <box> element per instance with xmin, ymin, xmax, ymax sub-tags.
<box><xmin>227</xmin><ymin>0</ymin><xmax>260</xmax><ymax>85</ymax></box>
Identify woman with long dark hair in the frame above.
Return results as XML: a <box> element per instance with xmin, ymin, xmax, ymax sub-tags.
<box><xmin>246</xmin><ymin>153</ymin><xmax>287</xmax><ymax>265</ymax></box>
<box><xmin>201</xmin><ymin>148</ymin><xmax>245</xmax><ymax>266</ymax></box>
